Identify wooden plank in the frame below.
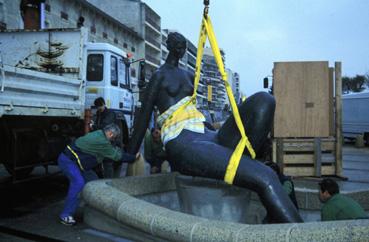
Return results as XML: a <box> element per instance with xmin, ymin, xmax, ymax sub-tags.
<box><xmin>329</xmin><ymin>67</ymin><xmax>335</xmax><ymax>136</ymax></box>
<box><xmin>283</xmin><ymin>141</ymin><xmax>335</xmax><ymax>152</ymax></box>
<box><xmin>272</xmin><ymin>139</ymin><xmax>277</xmax><ymax>163</ymax></box>
<box><xmin>314</xmin><ymin>138</ymin><xmax>322</xmax><ymax>177</ymax></box>
<box><xmin>273</xmin><ymin>61</ymin><xmax>330</xmax><ymax>137</ymax></box>
<box><xmin>282</xmin><ymin>137</ymin><xmax>335</xmax><ymax>142</ymax></box>
<box><xmin>284</xmin><ymin>165</ymin><xmax>335</xmax><ymax>177</ymax></box>
<box><xmin>276</xmin><ymin>138</ymin><xmax>284</xmax><ymax>173</ymax></box>
<box><xmin>284</xmin><ymin>154</ymin><xmax>314</xmax><ymax>164</ymax></box>
<box><xmin>283</xmin><ymin>153</ymin><xmax>335</xmax><ymax>164</ymax></box>
<box><xmin>335</xmin><ymin>62</ymin><xmax>343</xmax><ymax>176</ymax></box>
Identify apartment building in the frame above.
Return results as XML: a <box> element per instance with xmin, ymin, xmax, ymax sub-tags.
<box><xmin>202</xmin><ymin>47</ymin><xmax>227</xmax><ymax>111</ymax></box>
<box><xmin>225</xmin><ymin>68</ymin><xmax>241</xmax><ymax>108</ymax></box>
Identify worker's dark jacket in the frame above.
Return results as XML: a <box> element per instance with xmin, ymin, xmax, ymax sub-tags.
<box><xmin>63</xmin><ymin>130</ymin><xmax>135</xmax><ymax>171</ymax></box>
<box><xmin>94</xmin><ymin>108</ymin><xmax>117</xmax><ymax>130</ymax></box>
<box><xmin>279</xmin><ymin>175</ymin><xmax>299</xmax><ymax>209</ymax></box>
<box><xmin>144</xmin><ymin>131</ymin><xmax>167</xmax><ymax>166</ymax></box>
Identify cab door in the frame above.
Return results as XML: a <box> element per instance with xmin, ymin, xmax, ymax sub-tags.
<box><xmin>85</xmin><ymin>52</ymin><xmax>106</xmax><ymax>108</ymax></box>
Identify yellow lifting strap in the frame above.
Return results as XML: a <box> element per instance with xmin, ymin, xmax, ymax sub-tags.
<box><xmin>168</xmin><ymin>4</ymin><xmax>256</xmax><ymax>184</ymax></box>
<box><xmin>66</xmin><ymin>145</ymin><xmax>85</xmax><ymax>171</ymax></box>
<box><xmin>196</xmin><ymin>15</ymin><xmax>256</xmax><ymax>184</ymax></box>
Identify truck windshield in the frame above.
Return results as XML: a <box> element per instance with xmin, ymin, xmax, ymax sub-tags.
<box><xmin>87</xmin><ymin>54</ymin><xmax>103</xmax><ymax>81</ymax></box>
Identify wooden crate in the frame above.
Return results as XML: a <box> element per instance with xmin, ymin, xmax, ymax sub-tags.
<box><xmin>273</xmin><ymin>61</ymin><xmax>331</xmax><ymax>137</ymax></box>
<box><xmin>273</xmin><ymin>137</ymin><xmax>336</xmax><ymax>177</ymax></box>
<box><xmin>271</xmin><ymin>61</ymin><xmax>343</xmax><ymax>177</ymax></box>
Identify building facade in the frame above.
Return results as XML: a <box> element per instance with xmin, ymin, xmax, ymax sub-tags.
<box><xmin>87</xmin><ymin>0</ymin><xmax>161</xmax><ymax>81</ymax></box>
<box><xmin>225</xmin><ymin>68</ymin><xmax>241</xmax><ymax>107</ymax></box>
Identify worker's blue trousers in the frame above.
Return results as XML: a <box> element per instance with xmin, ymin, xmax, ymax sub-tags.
<box><xmin>57</xmin><ymin>153</ymin><xmax>98</xmax><ymax>219</ymax></box>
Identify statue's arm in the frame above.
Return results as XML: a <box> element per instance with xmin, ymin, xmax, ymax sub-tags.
<box><xmin>127</xmin><ymin>73</ymin><xmax>160</xmax><ymax>154</ymax></box>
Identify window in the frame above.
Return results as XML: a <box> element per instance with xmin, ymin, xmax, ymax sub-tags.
<box><xmin>87</xmin><ymin>54</ymin><xmax>103</xmax><ymax>81</ymax></box>
<box><xmin>90</xmin><ymin>26</ymin><xmax>96</xmax><ymax>34</ymax></box>
<box><xmin>130</xmin><ymin>68</ymin><xmax>136</xmax><ymax>78</ymax></box>
<box><xmin>123</xmin><ymin>43</ymin><xmax>128</xmax><ymax>48</ymax></box>
<box><xmin>111</xmin><ymin>56</ymin><xmax>118</xmax><ymax>86</ymax></box>
<box><xmin>118</xmin><ymin>58</ymin><xmax>127</xmax><ymax>88</ymax></box>
<box><xmin>131</xmin><ymin>46</ymin><xmax>135</xmax><ymax>52</ymax></box>
<box><xmin>45</xmin><ymin>3</ymin><xmax>50</xmax><ymax>12</ymax></box>
<box><xmin>103</xmin><ymin>32</ymin><xmax>108</xmax><ymax>39</ymax></box>
<box><xmin>60</xmin><ymin>11</ymin><xmax>68</xmax><ymax>20</ymax></box>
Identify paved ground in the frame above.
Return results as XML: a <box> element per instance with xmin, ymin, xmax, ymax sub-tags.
<box><xmin>0</xmin><ymin>144</ymin><xmax>368</xmax><ymax>241</ymax></box>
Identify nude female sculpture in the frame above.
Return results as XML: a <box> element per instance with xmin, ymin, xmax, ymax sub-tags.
<box><xmin>127</xmin><ymin>32</ymin><xmax>302</xmax><ymax>223</ymax></box>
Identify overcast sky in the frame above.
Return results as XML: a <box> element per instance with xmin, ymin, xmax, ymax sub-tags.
<box><xmin>143</xmin><ymin>0</ymin><xmax>369</xmax><ymax>96</ymax></box>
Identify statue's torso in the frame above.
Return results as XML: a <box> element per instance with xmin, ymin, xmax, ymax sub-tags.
<box><xmin>154</xmin><ymin>64</ymin><xmax>194</xmax><ymax>113</ymax></box>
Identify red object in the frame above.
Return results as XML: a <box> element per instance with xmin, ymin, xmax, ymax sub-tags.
<box><xmin>84</xmin><ymin>109</ymin><xmax>92</xmax><ymax>134</ymax></box>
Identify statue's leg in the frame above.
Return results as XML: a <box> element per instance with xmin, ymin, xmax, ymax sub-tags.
<box><xmin>166</xmin><ymin>131</ymin><xmax>302</xmax><ymax>223</ymax></box>
<box><xmin>218</xmin><ymin>92</ymin><xmax>275</xmax><ymax>156</ymax></box>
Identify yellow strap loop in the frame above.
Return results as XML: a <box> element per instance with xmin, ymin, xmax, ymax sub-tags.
<box><xmin>67</xmin><ymin>145</ymin><xmax>85</xmax><ymax>171</ymax></box>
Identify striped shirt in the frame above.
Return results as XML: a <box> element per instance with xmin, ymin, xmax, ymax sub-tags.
<box><xmin>157</xmin><ymin>96</ymin><xmax>205</xmax><ymax>145</ymax></box>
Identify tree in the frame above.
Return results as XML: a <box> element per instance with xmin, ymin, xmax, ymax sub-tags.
<box><xmin>342</xmin><ymin>76</ymin><xmax>351</xmax><ymax>93</ymax></box>
<box><xmin>341</xmin><ymin>75</ymin><xmax>369</xmax><ymax>93</ymax></box>
<box><xmin>351</xmin><ymin>75</ymin><xmax>367</xmax><ymax>92</ymax></box>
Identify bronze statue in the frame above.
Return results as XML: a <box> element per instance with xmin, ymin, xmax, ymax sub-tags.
<box><xmin>127</xmin><ymin>32</ymin><xmax>302</xmax><ymax>223</ymax></box>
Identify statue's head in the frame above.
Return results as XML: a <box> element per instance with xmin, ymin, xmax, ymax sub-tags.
<box><xmin>166</xmin><ymin>32</ymin><xmax>187</xmax><ymax>58</ymax></box>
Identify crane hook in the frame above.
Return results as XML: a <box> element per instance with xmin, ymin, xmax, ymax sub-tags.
<box><xmin>203</xmin><ymin>0</ymin><xmax>209</xmax><ymax>17</ymax></box>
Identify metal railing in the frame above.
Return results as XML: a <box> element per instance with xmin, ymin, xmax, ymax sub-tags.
<box><xmin>145</xmin><ymin>16</ymin><xmax>160</xmax><ymax>31</ymax></box>
<box><xmin>145</xmin><ymin>35</ymin><xmax>161</xmax><ymax>49</ymax></box>
<box><xmin>145</xmin><ymin>54</ymin><xmax>160</xmax><ymax>66</ymax></box>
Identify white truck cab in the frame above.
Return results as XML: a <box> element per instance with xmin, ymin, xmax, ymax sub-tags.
<box><xmin>84</xmin><ymin>43</ymin><xmax>135</xmax><ymax>134</ymax></box>
<box><xmin>0</xmin><ymin>28</ymin><xmax>142</xmax><ymax>180</ymax></box>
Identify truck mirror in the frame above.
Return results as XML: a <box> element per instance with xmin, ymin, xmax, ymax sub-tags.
<box><xmin>263</xmin><ymin>77</ymin><xmax>269</xmax><ymax>89</ymax></box>
<box><xmin>138</xmin><ymin>61</ymin><xmax>146</xmax><ymax>89</ymax></box>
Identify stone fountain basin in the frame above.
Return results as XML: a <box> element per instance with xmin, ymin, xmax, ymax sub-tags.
<box><xmin>82</xmin><ymin>173</ymin><xmax>369</xmax><ymax>242</ymax></box>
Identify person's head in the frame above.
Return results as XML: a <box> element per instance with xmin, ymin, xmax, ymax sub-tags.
<box><xmin>103</xmin><ymin>123</ymin><xmax>121</xmax><ymax>141</ymax></box>
<box><xmin>166</xmin><ymin>32</ymin><xmax>187</xmax><ymax>59</ymax></box>
<box><xmin>151</xmin><ymin>128</ymin><xmax>161</xmax><ymax>142</ymax></box>
<box><xmin>318</xmin><ymin>178</ymin><xmax>339</xmax><ymax>203</ymax></box>
<box><xmin>94</xmin><ymin>97</ymin><xmax>106</xmax><ymax>112</ymax></box>
<box><xmin>264</xmin><ymin>161</ymin><xmax>281</xmax><ymax>176</ymax></box>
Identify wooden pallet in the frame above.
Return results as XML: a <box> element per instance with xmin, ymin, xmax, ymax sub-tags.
<box><xmin>272</xmin><ymin>137</ymin><xmax>337</xmax><ymax>177</ymax></box>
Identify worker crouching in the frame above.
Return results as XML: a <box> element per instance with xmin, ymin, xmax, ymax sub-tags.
<box><xmin>57</xmin><ymin>123</ymin><xmax>138</xmax><ymax>226</ymax></box>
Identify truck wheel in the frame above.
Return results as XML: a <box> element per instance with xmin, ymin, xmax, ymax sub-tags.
<box><xmin>3</xmin><ymin>163</ymin><xmax>34</xmax><ymax>178</ymax></box>
<box><xmin>0</xmin><ymin>120</ymin><xmax>34</xmax><ymax>178</ymax></box>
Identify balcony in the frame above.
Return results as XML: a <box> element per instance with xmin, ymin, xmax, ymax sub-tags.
<box><xmin>145</xmin><ymin>54</ymin><xmax>161</xmax><ymax>66</ymax></box>
<box><xmin>145</xmin><ymin>35</ymin><xmax>161</xmax><ymax>49</ymax></box>
<box><xmin>145</xmin><ymin>16</ymin><xmax>160</xmax><ymax>32</ymax></box>
<box><xmin>187</xmin><ymin>54</ymin><xmax>196</xmax><ymax>67</ymax></box>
